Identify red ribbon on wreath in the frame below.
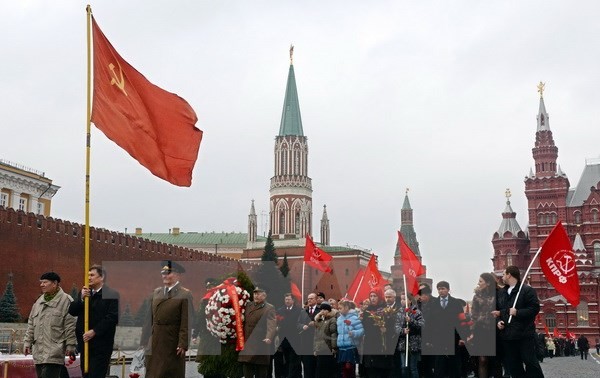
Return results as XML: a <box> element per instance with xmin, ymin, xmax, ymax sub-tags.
<box><xmin>224</xmin><ymin>279</ymin><xmax>245</xmax><ymax>351</ymax></box>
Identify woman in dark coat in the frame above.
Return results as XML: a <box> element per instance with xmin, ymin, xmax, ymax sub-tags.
<box><xmin>361</xmin><ymin>288</ymin><xmax>398</xmax><ymax>378</ymax></box>
<box><xmin>468</xmin><ymin>272</ymin><xmax>498</xmax><ymax>378</ymax></box>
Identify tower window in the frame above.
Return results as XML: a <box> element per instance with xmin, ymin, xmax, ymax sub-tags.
<box><xmin>594</xmin><ymin>242</ymin><xmax>600</xmax><ymax>264</ymax></box>
<box><xmin>574</xmin><ymin>211</ymin><xmax>582</xmax><ymax>224</ymax></box>
<box><xmin>279</xmin><ymin>212</ymin><xmax>285</xmax><ymax>234</ymax></box>
<box><xmin>592</xmin><ymin>209</ymin><xmax>599</xmax><ymax>222</ymax></box>
<box><xmin>506</xmin><ymin>252</ymin><xmax>513</xmax><ymax>266</ymax></box>
<box><xmin>295</xmin><ymin>212</ymin><xmax>300</xmax><ymax>234</ymax></box>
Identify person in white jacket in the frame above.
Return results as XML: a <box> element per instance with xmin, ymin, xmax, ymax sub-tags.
<box><xmin>23</xmin><ymin>272</ymin><xmax>77</xmax><ymax>378</ymax></box>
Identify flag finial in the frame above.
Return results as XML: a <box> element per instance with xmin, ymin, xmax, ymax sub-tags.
<box><xmin>537</xmin><ymin>81</ymin><xmax>545</xmax><ymax>99</ymax></box>
<box><xmin>505</xmin><ymin>188</ymin><xmax>511</xmax><ymax>199</ymax></box>
<box><xmin>289</xmin><ymin>44</ymin><xmax>294</xmax><ymax>65</ymax></box>
<box><xmin>405</xmin><ymin>187</ymin><xmax>409</xmax><ymax>195</ymax></box>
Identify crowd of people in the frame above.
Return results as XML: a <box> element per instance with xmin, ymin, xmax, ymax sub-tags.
<box><xmin>235</xmin><ymin>265</ymin><xmax>557</xmax><ymax>378</ymax></box>
<box><xmin>20</xmin><ymin>262</ymin><xmax>598</xmax><ymax>378</ymax></box>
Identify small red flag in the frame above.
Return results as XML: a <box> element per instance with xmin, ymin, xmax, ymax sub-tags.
<box><xmin>544</xmin><ymin>324</ymin><xmax>550</xmax><ymax>337</ymax></box>
<box><xmin>398</xmin><ymin>231</ymin><xmax>426</xmax><ymax>296</ymax></box>
<box><xmin>348</xmin><ymin>254</ymin><xmax>385</xmax><ymax>304</ymax></box>
<box><xmin>566</xmin><ymin>331</ymin><xmax>576</xmax><ymax>339</ymax></box>
<box><xmin>553</xmin><ymin>327</ymin><xmax>561</xmax><ymax>338</ymax></box>
<box><xmin>290</xmin><ymin>281</ymin><xmax>302</xmax><ymax>303</ymax></box>
<box><xmin>91</xmin><ymin>16</ymin><xmax>202</xmax><ymax>186</ymax></box>
<box><xmin>304</xmin><ymin>234</ymin><xmax>333</xmax><ymax>273</ymax></box>
<box><xmin>539</xmin><ymin>222</ymin><xmax>580</xmax><ymax>307</ymax></box>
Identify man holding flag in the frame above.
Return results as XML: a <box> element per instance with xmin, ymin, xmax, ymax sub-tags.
<box><xmin>496</xmin><ymin>266</ymin><xmax>544</xmax><ymax>378</ymax></box>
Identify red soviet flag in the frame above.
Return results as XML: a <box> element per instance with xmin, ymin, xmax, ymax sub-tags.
<box><xmin>290</xmin><ymin>281</ymin><xmax>303</xmax><ymax>304</ymax></box>
<box><xmin>544</xmin><ymin>324</ymin><xmax>550</xmax><ymax>337</ymax></box>
<box><xmin>539</xmin><ymin>222</ymin><xmax>580</xmax><ymax>307</ymax></box>
<box><xmin>349</xmin><ymin>254</ymin><xmax>385</xmax><ymax>304</ymax></box>
<box><xmin>304</xmin><ymin>234</ymin><xmax>332</xmax><ymax>273</ymax></box>
<box><xmin>91</xmin><ymin>16</ymin><xmax>202</xmax><ymax>187</ymax></box>
<box><xmin>398</xmin><ymin>231</ymin><xmax>426</xmax><ymax>296</ymax></box>
<box><xmin>344</xmin><ymin>267</ymin><xmax>364</xmax><ymax>301</ymax></box>
<box><xmin>553</xmin><ymin>327</ymin><xmax>561</xmax><ymax>338</ymax></box>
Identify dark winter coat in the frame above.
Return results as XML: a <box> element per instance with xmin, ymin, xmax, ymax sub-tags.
<box><xmin>497</xmin><ymin>282</ymin><xmax>540</xmax><ymax>341</ymax></box>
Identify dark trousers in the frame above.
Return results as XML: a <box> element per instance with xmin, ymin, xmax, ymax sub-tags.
<box><xmin>502</xmin><ymin>339</ymin><xmax>544</xmax><ymax>378</ymax></box>
<box><xmin>282</xmin><ymin>343</ymin><xmax>302</xmax><ymax>378</ymax></box>
<box><xmin>243</xmin><ymin>363</ymin><xmax>270</xmax><ymax>378</ymax></box>
<box><xmin>434</xmin><ymin>354</ymin><xmax>461</xmax><ymax>378</ymax></box>
<box><xmin>316</xmin><ymin>355</ymin><xmax>336</xmax><ymax>378</ymax></box>
<box><xmin>580</xmin><ymin>349</ymin><xmax>588</xmax><ymax>360</ymax></box>
<box><xmin>302</xmin><ymin>355</ymin><xmax>317</xmax><ymax>378</ymax></box>
<box><xmin>35</xmin><ymin>364</ymin><xmax>64</xmax><ymax>378</ymax></box>
<box><xmin>273</xmin><ymin>349</ymin><xmax>286</xmax><ymax>378</ymax></box>
<box><xmin>80</xmin><ymin>350</ymin><xmax>112</xmax><ymax>378</ymax></box>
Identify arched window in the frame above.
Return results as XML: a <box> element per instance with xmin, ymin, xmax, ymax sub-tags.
<box><xmin>577</xmin><ymin>302</ymin><xmax>589</xmax><ymax>326</ymax></box>
<box><xmin>279</xmin><ymin>211</ymin><xmax>285</xmax><ymax>234</ymax></box>
<box><xmin>506</xmin><ymin>252</ymin><xmax>513</xmax><ymax>266</ymax></box>
<box><xmin>281</xmin><ymin>150</ymin><xmax>288</xmax><ymax>175</ymax></box>
<box><xmin>594</xmin><ymin>242</ymin><xmax>600</xmax><ymax>264</ymax></box>
<box><xmin>294</xmin><ymin>149</ymin><xmax>300</xmax><ymax>175</ymax></box>
<box><xmin>551</xmin><ymin>213</ymin><xmax>557</xmax><ymax>224</ymax></box>
<box><xmin>592</xmin><ymin>209</ymin><xmax>599</xmax><ymax>222</ymax></box>
<box><xmin>295</xmin><ymin>212</ymin><xmax>300</xmax><ymax>234</ymax></box>
<box><xmin>574</xmin><ymin>211</ymin><xmax>582</xmax><ymax>224</ymax></box>
<box><xmin>538</xmin><ymin>213</ymin><xmax>544</xmax><ymax>225</ymax></box>
<box><xmin>545</xmin><ymin>313</ymin><xmax>556</xmax><ymax>329</ymax></box>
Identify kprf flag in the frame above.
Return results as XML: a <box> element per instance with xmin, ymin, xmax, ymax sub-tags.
<box><xmin>91</xmin><ymin>16</ymin><xmax>202</xmax><ymax>187</ymax></box>
<box><xmin>539</xmin><ymin>222</ymin><xmax>580</xmax><ymax>307</ymax></box>
<box><xmin>304</xmin><ymin>234</ymin><xmax>332</xmax><ymax>273</ymax></box>
<box><xmin>348</xmin><ymin>254</ymin><xmax>385</xmax><ymax>304</ymax></box>
<box><xmin>397</xmin><ymin>231</ymin><xmax>426</xmax><ymax>296</ymax></box>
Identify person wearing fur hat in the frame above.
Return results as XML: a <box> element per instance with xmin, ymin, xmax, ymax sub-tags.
<box><xmin>362</xmin><ymin>287</ymin><xmax>399</xmax><ymax>378</ymax></box>
<box><xmin>313</xmin><ymin>303</ymin><xmax>338</xmax><ymax>378</ymax></box>
<box><xmin>23</xmin><ymin>272</ymin><xmax>77</xmax><ymax>378</ymax></box>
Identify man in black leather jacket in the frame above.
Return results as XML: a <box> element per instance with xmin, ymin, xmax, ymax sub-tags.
<box><xmin>496</xmin><ymin>266</ymin><xmax>544</xmax><ymax>378</ymax></box>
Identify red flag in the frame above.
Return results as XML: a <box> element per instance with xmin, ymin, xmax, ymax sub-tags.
<box><xmin>290</xmin><ymin>281</ymin><xmax>302</xmax><ymax>304</ymax></box>
<box><xmin>566</xmin><ymin>331</ymin><xmax>576</xmax><ymax>339</ymax></box>
<box><xmin>304</xmin><ymin>234</ymin><xmax>333</xmax><ymax>273</ymax></box>
<box><xmin>348</xmin><ymin>254</ymin><xmax>385</xmax><ymax>304</ymax></box>
<box><xmin>539</xmin><ymin>222</ymin><xmax>580</xmax><ymax>307</ymax></box>
<box><xmin>344</xmin><ymin>267</ymin><xmax>364</xmax><ymax>301</ymax></box>
<box><xmin>91</xmin><ymin>16</ymin><xmax>202</xmax><ymax>186</ymax></box>
<box><xmin>397</xmin><ymin>231</ymin><xmax>426</xmax><ymax>296</ymax></box>
<box><xmin>544</xmin><ymin>324</ymin><xmax>550</xmax><ymax>337</ymax></box>
<box><xmin>553</xmin><ymin>327</ymin><xmax>561</xmax><ymax>338</ymax></box>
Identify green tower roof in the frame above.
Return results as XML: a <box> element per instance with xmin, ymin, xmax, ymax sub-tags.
<box><xmin>278</xmin><ymin>64</ymin><xmax>304</xmax><ymax>136</ymax></box>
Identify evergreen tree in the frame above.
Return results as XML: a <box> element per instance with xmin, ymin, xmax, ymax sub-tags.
<box><xmin>255</xmin><ymin>231</ymin><xmax>288</xmax><ymax>309</ymax></box>
<box><xmin>261</xmin><ymin>230</ymin><xmax>278</xmax><ymax>263</ymax></box>
<box><xmin>120</xmin><ymin>303</ymin><xmax>135</xmax><ymax>327</ymax></box>
<box><xmin>0</xmin><ymin>280</ymin><xmax>21</xmax><ymax>323</ymax></box>
<box><xmin>279</xmin><ymin>253</ymin><xmax>290</xmax><ymax>277</ymax></box>
<box><xmin>134</xmin><ymin>297</ymin><xmax>151</xmax><ymax>327</ymax></box>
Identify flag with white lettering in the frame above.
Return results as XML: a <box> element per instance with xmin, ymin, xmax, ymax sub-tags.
<box><xmin>539</xmin><ymin>222</ymin><xmax>580</xmax><ymax>307</ymax></box>
<box><xmin>398</xmin><ymin>231</ymin><xmax>426</xmax><ymax>296</ymax></box>
<box><xmin>304</xmin><ymin>234</ymin><xmax>332</xmax><ymax>273</ymax></box>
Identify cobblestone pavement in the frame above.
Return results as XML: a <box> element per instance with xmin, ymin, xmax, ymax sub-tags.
<box><xmin>539</xmin><ymin>352</ymin><xmax>600</xmax><ymax>378</ymax></box>
<box><xmin>109</xmin><ymin>352</ymin><xmax>600</xmax><ymax>378</ymax></box>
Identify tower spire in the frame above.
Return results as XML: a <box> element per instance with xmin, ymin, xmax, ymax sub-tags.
<box><xmin>532</xmin><ymin>82</ymin><xmax>558</xmax><ymax>177</ymax></box>
<box><xmin>248</xmin><ymin>200</ymin><xmax>257</xmax><ymax>242</ymax></box>
<box><xmin>279</xmin><ymin>47</ymin><xmax>304</xmax><ymax>136</ymax></box>
<box><xmin>320</xmin><ymin>205</ymin><xmax>330</xmax><ymax>246</ymax></box>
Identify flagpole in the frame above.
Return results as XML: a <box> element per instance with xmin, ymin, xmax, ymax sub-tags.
<box><xmin>402</xmin><ymin>274</ymin><xmax>409</xmax><ymax>367</ymax></box>
<box><xmin>301</xmin><ymin>261</ymin><xmax>305</xmax><ymax>304</ymax></box>
<box><xmin>83</xmin><ymin>5</ymin><xmax>93</xmax><ymax>374</ymax></box>
<box><xmin>508</xmin><ymin>246</ymin><xmax>542</xmax><ymax>324</ymax></box>
<box><xmin>352</xmin><ymin>269</ymin><xmax>366</xmax><ymax>303</ymax></box>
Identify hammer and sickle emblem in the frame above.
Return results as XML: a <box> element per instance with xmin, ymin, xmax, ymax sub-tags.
<box><xmin>108</xmin><ymin>62</ymin><xmax>128</xmax><ymax>96</ymax></box>
<box><xmin>312</xmin><ymin>247</ymin><xmax>321</xmax><ymax>258</ymax></box>
<box><xmin>556</xmin><ymin>254</ymin><xmax>575</xmax><ymax>275</ymax></box>
<box><xmin>369</xmin><ymin>274</ymin><xmax>378</xmax><ymax>288</ymax></box>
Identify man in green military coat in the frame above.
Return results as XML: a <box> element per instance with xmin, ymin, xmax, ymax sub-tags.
<box><xmin>238</xmin><ymin>287</ymin><xmax>277</xmax><ymax>378</ymax></box>
<box><xmin>141</xmin><ymin>261</ymin><xmax>194</xmax><ymax>378</ymax></box>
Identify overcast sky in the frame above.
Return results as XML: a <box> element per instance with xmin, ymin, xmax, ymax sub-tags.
<box><xmin>3</xmin><ymin>0</ymin><xmax>600</xmax><ymax>301</ymax></box>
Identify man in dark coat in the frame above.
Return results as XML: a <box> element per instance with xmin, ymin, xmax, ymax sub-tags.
<box><xmin>277</xmin><ymin>293</ymin><xmax>304</xmax><ymax>378</ymax></box>
<box><xmin>68</xmin><ymin>265</ymin><xmax>119</xmax><ymax>378</ymax></box>
<box><xmin>496</xmin><ymin>265</ymin><xmax>544</xmax><ymax>378</ymax></box>
<box><xmin>238</xmin><ymin>287</ymin><xmax>277</xmax><ymax>378</ymax></box>
<box><xmin>141</xmin><ymin>261</ymin><xmax>194</xmax><ymax>378</ymax></box>
<box><xmin>422</xmin><ymin>280</ymin><xmax>467</xmax><ymax>378</ymax></box>
<box><xmin>577</xmin><ymin>334</ymin><xmax>590</xmax><ymax>360</ymax></box>
<box><xmin>299</xmin><ymin>292</ymin><xmax>320</xmax><ymax>378</ymax></box>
